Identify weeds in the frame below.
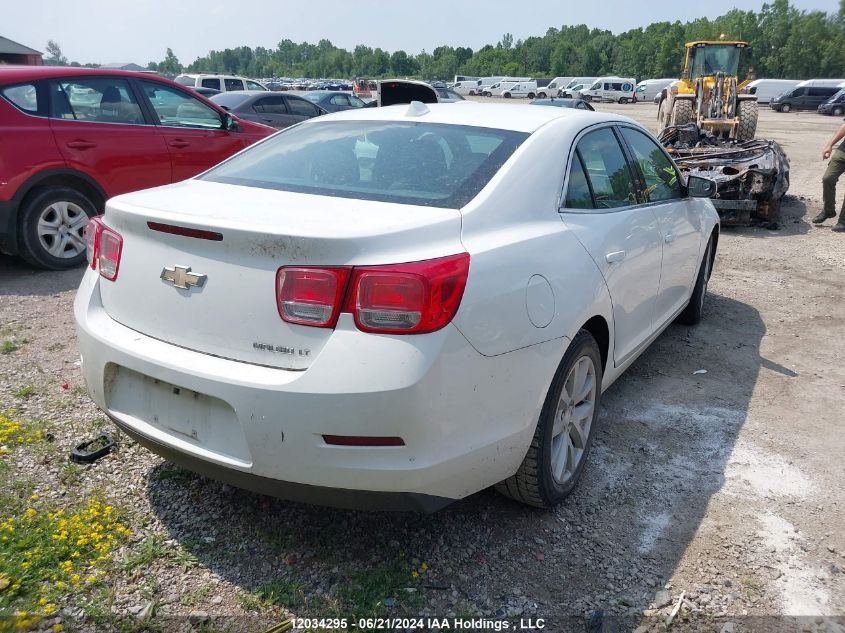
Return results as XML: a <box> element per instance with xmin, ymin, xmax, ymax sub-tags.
<box><xmin>12</xmin><ymin>385</ymin><xmax>34</xmax><ymax>399</ymax></box>
<box><xmin>0</xmin><ymin>341</ymin><xmax>17</xmax><ymax>355</ymax></box>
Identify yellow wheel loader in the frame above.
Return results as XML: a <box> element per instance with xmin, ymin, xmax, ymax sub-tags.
<box><xmin>658</xmin><ymin>40</ymin><xmax>758</xmax><ymax>141</ymax></box>
<box><xmin>656</xmin><ymin>40</ymin><xmax>789</xmax><ymax>226</ymax></box>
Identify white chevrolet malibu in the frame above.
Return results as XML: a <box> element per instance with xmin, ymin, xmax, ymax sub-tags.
<box><xmin>75</xmin><ymin>102</ymin><xmax>719</xmax><ymax>511</ymax></box>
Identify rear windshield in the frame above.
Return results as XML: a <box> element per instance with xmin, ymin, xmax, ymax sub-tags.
<box><xmin>201</xmin><ymin>120</ymin><xmax>528</xmax><ymax>208</ymax></box>
<box><xmin>210</xmin><ymin>93</ymin><xmax>251</xmax><ymax>110</ymax></box>
<box><xmin>174</xmin><ymin>76</ymin><xmax>194</xmax><ymax>86</ymax></box>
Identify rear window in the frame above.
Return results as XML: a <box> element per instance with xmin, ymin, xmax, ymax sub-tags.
<box><xmin>201</xmin><ymin>120</ymin><xmax>528</xmax><ymax>208</ymax></box>
<box><xmin>175</xmin><ymin>76</ymin><xmax>195</xmax><ymax>86</ymax></box>
<box><xmin>1</xmin><ymin>83</ymin><xmax>39</xmax><ymax>114</ymax></box>
<box><xmin>210</xmin><ymin>92</ymin><xmax>251</xmax><ymax>110</ymax></box>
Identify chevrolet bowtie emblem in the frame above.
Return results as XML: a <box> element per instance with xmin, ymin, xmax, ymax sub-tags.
<box><xmin>160</xmin><ymin>265</ymin><xmax>207</xmax><ymax>290</ymax></box>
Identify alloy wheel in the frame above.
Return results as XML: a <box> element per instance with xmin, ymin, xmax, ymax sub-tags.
<box><xmin>550</xmin><ymin>355</ymin><xmax>597</xmax><ymax>485</ymax></box>
<box><xmin>37</xmin><ymin>201</ymin><xmax>89</xmax><ymax>259</ymax></box>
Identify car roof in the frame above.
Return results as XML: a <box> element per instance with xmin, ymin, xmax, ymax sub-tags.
<box><xmin>0</xmin><ymin>65</ymin><xmax>166</xmax><ymax>83</ymax></box>
<box><xmin>315</xmin><ymin>101</ymin><xmax>623</xmax><ymax>134</ymax></box>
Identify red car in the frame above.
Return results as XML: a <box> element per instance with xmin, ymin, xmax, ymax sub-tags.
<box><xmin>0</xmin><ymin>66</ymin><xmax>275</xmax><ymax>269</ymax></box>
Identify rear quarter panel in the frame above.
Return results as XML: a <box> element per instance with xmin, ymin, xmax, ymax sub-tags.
<box><xmin>453</xmin><ymin>116</ymin><xmax>614</xmax><ymax>359</ymax></box>
<box><xmin>0</xmin><ymin>98</ymin><xmax>65</xmax><ymax>202</ymax></box>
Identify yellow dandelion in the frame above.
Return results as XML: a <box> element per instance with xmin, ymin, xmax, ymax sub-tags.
<box><xmin>410</xmin><ymin>570</ymin><xmax>419</xmax><ymax>579</ymax></box>
<box><xmin>30</xmin><ymin>494</ymin><xmax>38</xmax><ymax>501</ymax></box>
<box><xmin>420</xmin><ymin>562</ymin><xmax>429</xmax><ymax>572</ymax></box>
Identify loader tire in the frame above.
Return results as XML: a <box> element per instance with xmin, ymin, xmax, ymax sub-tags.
<box><xmin>737</xmin><ymin>100</ymin><xmax>758</xmax><ymax>141</ymax></box>
<box><xmin>671</xmin><ymin>99</ymin><xmax>694</xmax><ymax>126</ymax></box>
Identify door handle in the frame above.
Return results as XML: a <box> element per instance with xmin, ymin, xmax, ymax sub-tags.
<box><xmin>66</xmin><ymin>140</ymin><xmax>96</xmax><ymax>150</ymax></box>
<box><xmin>605</xmin><ymin>250</ymin><xmax>626</xmax><ymax>264</ymax></box>
<box><xmin>262</xmin><ymin>118</ymin><xmax>274</xmax><ymax>123</ymax></box>
<box><xmin>168</xmin><ymin>140</ymin><xmax>190</xmax><ymax>149</ymax></box>
<box><xmin>664</xmin><ymin>233</ymin><xmax>675</xmax><ymax>244</ymax></box>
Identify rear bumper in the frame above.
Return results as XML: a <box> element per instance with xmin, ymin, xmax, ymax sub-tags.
<box><xmin>74</xmin><ymin>269</ymin><xmax>561</xmax><ymax>509</ymax></box>
<box><xmin>112</xmin><ymin>416</ymin><xmax>450</xmax><ymax>512</ymax></box>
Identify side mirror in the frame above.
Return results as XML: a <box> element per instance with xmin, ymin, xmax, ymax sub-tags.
<box><xmin>687</xmin><ymin>175</ymin><xmax>717</xmax><ymax>198</ymax></box>
<box><xmin>223</xmin><ymin>112</ymin><xmax>239</xmax><ymax>131</ymax></box>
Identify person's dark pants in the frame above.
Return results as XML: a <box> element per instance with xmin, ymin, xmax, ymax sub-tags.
<box><xmin>823</xmin><ymin>148</ymin><xmax>845</xmax><ymax>222</ymax></box>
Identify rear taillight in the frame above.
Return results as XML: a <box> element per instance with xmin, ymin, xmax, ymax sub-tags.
<box><xmin>276</xmin><ymin>253</ymin><xmax>470</xmax><ymax>335</ymax></box>
<box><xmin>276</xmin><ymin>267</ymin><xmax>351</xmax><ymax>328</ymax></box>
<box><xmin>83</xmin><ymin>215</ymin><xmax>123</xmax><ymax>281</ymax></box>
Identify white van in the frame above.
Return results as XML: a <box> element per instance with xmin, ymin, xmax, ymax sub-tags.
<box><xmin>560</xmin><ymin>83</ymin><xmax>589</xmax><ymax>98</ymax></box>
<box><xmin>452</xmin><ymin>80</ymin><xmax>483</xmax><ymax>96</ymax></box>
<box><xmin>501</xmin><ymin>81</ymin><xmax>538</xmax><ymax>99</ymax></box>
<box><xmin>743</xmin><ymin>79</ymin><xmax>802</xmax><ymax>104</ymax></box>
<box><xmin>175</xmin><ymin>74</ymin><xmax>268</xmax><ymax>92</ymax></box>
<box><xmin>582</xmin><ymin>77</ymin><xmax>636</xmax><ymax>103</ymax></box>
<box><xmin>482</xmin><ymin>78</ymin><xmax>529</xmax><ymax>97</ymax></box>
<box><xmin>564</xmin><ymin>77</ymin><xmax>597</xmax><ymax>91</ymax></box>
<box><xmin>542</xmin><ymin>77</ymin><xmax>574</xmax><ymax>98</ymax></box>
<box><xmin>634</xmin><ymin>78</ymin><xmax>676</xmax><ymax>103</ymax></box>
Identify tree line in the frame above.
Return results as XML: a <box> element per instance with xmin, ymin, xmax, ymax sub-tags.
<box><xmin>50</xmin><ymin>0</ymin><xmax>845</xmax><ymax>81</ymax></box>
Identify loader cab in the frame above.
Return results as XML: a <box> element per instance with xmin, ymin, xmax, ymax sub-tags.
<box><xmin>684</xmin><ymin>42</ymin><xmax>746</xmax><ymax>80</ymax></box>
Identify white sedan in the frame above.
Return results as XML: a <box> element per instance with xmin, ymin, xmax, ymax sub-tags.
<box><xmin>75</xmin><ymin>102</ymin><xmax>719</xmax><ymax>511</ymax></box>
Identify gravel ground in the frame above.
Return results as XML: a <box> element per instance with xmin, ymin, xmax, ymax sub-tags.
<box><xmin>1</xmin><ymin>101</ymin><xmax>844</xmax><ymax>632</ymax></box>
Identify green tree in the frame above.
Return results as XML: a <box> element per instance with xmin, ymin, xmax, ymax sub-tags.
<box><xmin>44</xmin><ymin>40</ymin><xmax>67</xmax><ymax>66</ymax></box>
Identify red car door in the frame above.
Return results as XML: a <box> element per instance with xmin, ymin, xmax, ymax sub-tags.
<box><xmin>47</xmin><ymin>76</ymin><xmax>171</xmax><ymax>197</ymax></box>
<box><xmin>138</xmin><ymin>80</ymin><xmax>252</xmax><ymax>182</ymax></box>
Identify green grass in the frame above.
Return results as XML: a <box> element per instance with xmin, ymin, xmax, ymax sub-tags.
<box><xmin>12</xmin><ymin>385</ymin><xmax>34</xmax><ymax>399</ymax></box>
<box><xmin>0</xmin><ymin>341</ymin><xmax>18</xmax><ymax>355</ymax></box>
<box><xmin>122</xmin><ymin>534</ymin><xmax>168</xmax><ymax>572</ymax></box>
<box><xmin>255</xmin><ymin>580</ymin><xmax>305</xmax><ymax>608</ymax></box>
<box><xmin>58</xmin><ymin>463</ymin><xmax>85</xmax><ymax>488</ymax></box>
<box><xmin>334</xmin><ymin>558</ymin><xmax>418</xmax><ymax>620</ymax></box>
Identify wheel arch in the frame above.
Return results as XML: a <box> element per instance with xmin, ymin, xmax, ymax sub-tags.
<box><xmin>4</xmin><ymin>169</ymin><xmax>107</xmax><ymax>256</ymax></box>
<box><xmin>580</xmin><ymin>315</ymin><xmax>610</xmax><ymax>374</ymax></box>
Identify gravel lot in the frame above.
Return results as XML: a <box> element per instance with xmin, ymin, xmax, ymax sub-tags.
<box><xmin>1</xmin><ymin>100</ymin><xmax>844</xmax><ymax>632</ymax></box>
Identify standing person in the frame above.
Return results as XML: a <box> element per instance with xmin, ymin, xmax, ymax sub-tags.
<box><xmin>815</xmin><ymin>119</ymin><xmax>845</xmax><ymax>232</ymax></box>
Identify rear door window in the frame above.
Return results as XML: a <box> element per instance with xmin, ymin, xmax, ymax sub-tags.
<box><xmin>564</xmin><ymin>152</ymin><xmax>594</xmax><ymax>209</ymax></box>
<box><xmin>49</xmin><ymin>77</ymin><xmax>145</xmax><ymax>124</ymax></box>
<box><xmin>253</xmin><ymin>96</ymin><xmax>287</xmax><ymax>114</ymax></box>
<box><xmin>224</xmin><ymin>78</ymin><xmax>245</xmax><ymax>91</ymax></box>
<box><xmin>1</xmin><ymin>83</ymin><xmax>40</xmax><ymax>115</ymax></box>
<box><xmin>286</xmin><ymin>98</ymin><xmax>321</xmax><ymax>117</ymax></box>
<box><xmin>201</xmin><ymin>78</ymin><xmax>221</xmax><ymax>90</ymax></box>
<box><xmin>574</xmin><ymin>128</ymin><xmax>638</xmax><ymax>208</ymax></box>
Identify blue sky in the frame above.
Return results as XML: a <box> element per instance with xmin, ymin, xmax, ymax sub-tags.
<box><xmin>5</xmin><ymin>0</ymin><xmax>841</xmax><ymax>65</ymax></box>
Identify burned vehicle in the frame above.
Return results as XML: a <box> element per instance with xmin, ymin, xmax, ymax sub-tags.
<box><xmin>659</xmin><ymin>123</ymin><xmax>789</xmax><ymax>226</ymax></box>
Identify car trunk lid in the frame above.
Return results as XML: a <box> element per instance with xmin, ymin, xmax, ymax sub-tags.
<box><xmin>97</xmin><ymin>179</ymin><xmax>463</xmax><ymax>370</ymax></box>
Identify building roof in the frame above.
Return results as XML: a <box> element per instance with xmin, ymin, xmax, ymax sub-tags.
<box><xmin>101</xmin><ymin>62</ymin><xmax>147</xmax><ymax>71</ymax></box>
<box><xmin>0</xmin><ymin>36</ymin><xmax>42</xmax><ymax>56</ymax></box>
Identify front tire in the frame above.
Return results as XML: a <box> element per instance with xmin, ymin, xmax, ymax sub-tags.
<box><xmin>503</xmin><ymin>92</ymin><xmax>512</xmax><ymax>99</ymax></box>
<box><xmin>18</xmin><ymin>187</ymin><xmax>97</xmax><ymax>270</ymax></box>
<box><xmin>496</xmin><ymin>330</ymin><xmax>603</xmax><ymax>508</ymax></box>
<box><xmin>537</xmin><ymin>92</ymin><xmax>547</xmax><ymax>99</ymax></box>
<box><xmin>676</xmin><ymin>238</ymin><xmax>714</xmax><ymax>326</ymax></box>
<box><xmin>671</xmin><ymin>99</ymin><xmax>695</xmax><ymax>126</ymax></box>
<box><xmin>780</xmin><ymin>103</ymin><xmax>791</xmax><ymax>113</ymax></box>
<box><xmin>736</xmin><ymin>100</ymin><xmax>758</xmax><ymax>141</ymax></box>
<box><xmin>833</xmin><ymin>106</ymin><xmax>844</xmax><ymax>116</ymax></box>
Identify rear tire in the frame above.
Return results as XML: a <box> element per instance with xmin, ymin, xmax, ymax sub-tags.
<box><xmin>496</xmin><ymin>330</ymin><xmax>603</xmax><ymax>508</ymax></box>
<box><xmin>528</xmin><ymin>92</ymin><xmax>536</xmax><ymax>99</ymax></box>
<box><xmin>780</xmin><ymin>103</ymin><xmax>791</xmax><ymax>113</ymax></box>
<box><xmin>18</xmin><ymin>187</ymin><xmax>97</xmax><ymax>270</ymax></box>
<box><xmin>671</xmin><ymin>99</ymin><xmax>695</xmax><ymax>126</ymax></box>
<box><xmin>618</xmin><ymin>97</ymin><xmax>628</xmax><ymax>104</ymax></box>
<box><xmin>676</xmin><ymin>238</ymin><xmax>714</xmax><ymax>326</ymax></box>
<box><xmin>736</xmin><ymin>100</ymin><xmax>758</xmax><ymax>141</ymax></box>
